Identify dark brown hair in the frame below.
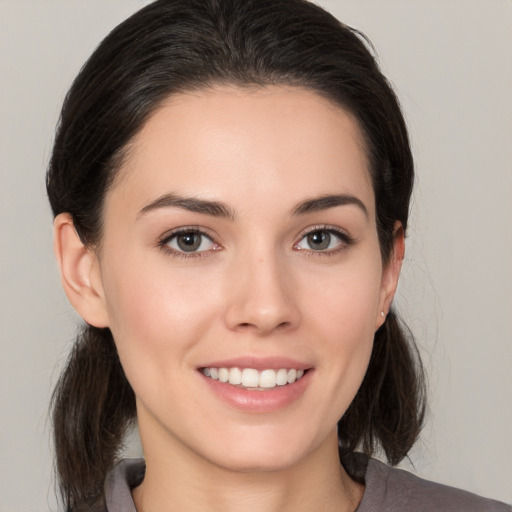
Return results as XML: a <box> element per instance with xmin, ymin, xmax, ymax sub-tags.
<box><xmin>47</xmin><ymin>0</ymin><xmax>425</xmax><ymax>509</ymax></box>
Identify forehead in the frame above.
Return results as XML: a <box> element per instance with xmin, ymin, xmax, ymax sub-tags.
<box><xmin>109</xmin><ymin>85</ymin><xmax>375</xmax><ymax>218</ymax></box>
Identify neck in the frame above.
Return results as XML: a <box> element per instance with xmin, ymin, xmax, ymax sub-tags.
<box><xmin>132</xmin><ymin>427</ymin><xmax>363</xmax><ymax>512</ymax></box>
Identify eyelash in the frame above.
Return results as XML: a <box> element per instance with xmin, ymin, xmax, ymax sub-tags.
<box><xmin>294</xmin><ymin>225</ymin><xmax>356</xmax><ymax>257</ymax></box>
<box><xmin>157</xmin><ymin>224</ymin><xmax>356</xmax><ymax>259</ymax></box>
<box><xmin>158</xmin><ymin>226</ymin><xmax>220</xmax><ymax>259</ymax></box>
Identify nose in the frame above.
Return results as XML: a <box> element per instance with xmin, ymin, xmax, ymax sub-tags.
<box><xmin>223</xmin><ymin>251</ymin><xmax>301</xmax><ymax>336</ymax></box>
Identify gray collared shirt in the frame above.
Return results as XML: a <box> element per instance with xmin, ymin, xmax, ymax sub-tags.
<box><xmin>101</xmin><ymin>455</ymin><xmax>510</xmax><ymax>511</ymax></box>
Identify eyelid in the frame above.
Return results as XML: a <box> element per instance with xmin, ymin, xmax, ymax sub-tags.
<box><xmin>156</xmin><ymin>224</ymin><xmax>355</xmax><ymax>258</ymax></box>
<box><xmin>158</xmin><ymin>226</ymin><xmax>222</xmax><ymax>258</ymax></box>
<box><xmin>296</xmin><ymin>224</ymin><xmax>353</xmax><ymax>241</ymax></box>
<box><xmin>294</xmin><ymin>224</ymin><xmax>356</xmax><ymax>253</ymax></box>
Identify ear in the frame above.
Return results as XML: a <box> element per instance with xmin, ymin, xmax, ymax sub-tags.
<box><xmin>375</xmin><ymin>221</ymin><xmax>405</xmax><ymax>330</ymax></box>
<box><xmin>53</xmin><ymin>213</ymin><xmax>109</xmax><ymax>328</ymax></box>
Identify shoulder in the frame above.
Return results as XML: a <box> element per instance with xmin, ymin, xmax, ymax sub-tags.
<box><xmin>359</xmin><ymin>457</ymin><xmax>511</xmax><ymax>512</ymax></box>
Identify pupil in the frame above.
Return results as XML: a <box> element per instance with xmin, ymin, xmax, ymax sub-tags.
<box><xmin>177</xmin><ymin>233</ymin><xmax>200</xmax><ymax>252</ymax></box>
<box><xmin>308</xmin><ymin>231</ymin><xmax>330</xmax><ymax>250</ymax></box>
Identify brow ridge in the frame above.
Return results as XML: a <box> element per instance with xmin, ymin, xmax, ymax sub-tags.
<box><xmin>292</xmin><ymin>194</ymin><xmax>368</xmax><ymax>217</ymax></box>
<box><xmin>138</xmin><ymin>193</ymin><xmax>236</xmax><ymax>219</ymax></box>
<box><xmin>139</xmin><ymin>192</ymin><xmax>367</xmax><ymax>220</ymax></box>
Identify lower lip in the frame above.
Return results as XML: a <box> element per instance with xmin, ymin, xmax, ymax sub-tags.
<box><xmin>200</xmin><ymin>370</ymin><xmax>313</xmax><ymax>413</ymax></box>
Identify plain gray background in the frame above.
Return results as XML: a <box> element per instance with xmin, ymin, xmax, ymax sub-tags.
<box><xmin>1</xmin><ymin>1</ymin><xmax>511</xmax><ymax>510</ymax></box>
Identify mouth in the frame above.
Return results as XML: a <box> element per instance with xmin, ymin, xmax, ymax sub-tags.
<box><xmin>200</xmin><ymin>367</ymin><xmax>307</xmax><ymax>391</ymax></box>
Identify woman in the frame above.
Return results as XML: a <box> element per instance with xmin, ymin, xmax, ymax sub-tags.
<box><xmin>47</xmin><ymin>0</ymin><xmax>510</xmax><ymax>511</ymax></box>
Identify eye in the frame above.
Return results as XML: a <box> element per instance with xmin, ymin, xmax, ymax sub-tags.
<box><xmin>294</xmin><ymin>227</ymin><xmax>352</xmax><ymax>253</ymax></box>
<box><xmin>161</xmin><ymin>229</ymin><xmax>219</xmax><ymax>255</ymax></box>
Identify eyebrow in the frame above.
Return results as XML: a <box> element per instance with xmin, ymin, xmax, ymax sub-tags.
<box><xmin>138</xmin><ymin>192</ymin><xmax>367</xmax><ymax>220</ymax></box>
<box><xmin>292</xmin><ymin>194</ymin><xmax>368</xmax><ymax>218</ymax></box>
<box><xmin>138</xmin><ymin>193</ymin><xmax>236</xmax><ymax>220</ymax></box>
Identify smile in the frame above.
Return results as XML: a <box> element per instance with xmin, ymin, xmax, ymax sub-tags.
<box><xmin>201</xmin><ymin>367</ymin><xmax>306</xmax><ymax>390</ymax></box>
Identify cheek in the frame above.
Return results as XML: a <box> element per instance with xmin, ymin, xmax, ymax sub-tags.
<box><xmin>99</xmin><ymin>257</ymin><xmax>226</xmax><ymax>418</ymax></box>
<box><xmin>100</xmin><ymin>253</ymin><xmax>221</xmax><ymax>366</ymax></box>
<box><xmin>319</xmin><ymin>283</ymin><xmax>376</xmax><ymax>383</ymax></box>
<box><xmin>300</xmin><ymin>255</ymin><xmax>382</xmax><ymax>406</ymax></box>
<box><xmin>303</xmin><ymin>255</ymin><xmax>383</xmax><ymax>343</ymax></box>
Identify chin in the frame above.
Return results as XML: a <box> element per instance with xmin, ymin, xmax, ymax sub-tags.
<box><xmin>196</xmin><ymin>425</ymin><xmax>332</xmax><ymax>474</ymax></box>
<box><xmin>207</xmin><ymin>448</ymin><xmax>303</xmax><ymax>474</ymax></box>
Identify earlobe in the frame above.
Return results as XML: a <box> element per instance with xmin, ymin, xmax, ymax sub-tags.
<box><xmin>53</xmin><ymin>213</ymin><xmax>109</xmax><ymax>328</ymax></box>
<box><xmin>375</xmin><ymin>222</ymin><xmax>405</xmax><ymax>330</ymax></box>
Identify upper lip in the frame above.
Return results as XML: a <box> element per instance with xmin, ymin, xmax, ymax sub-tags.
<box><xmin>198</xmin><ymin>356</ymin><xmax>312</xmax><ymax>371</ymax></box>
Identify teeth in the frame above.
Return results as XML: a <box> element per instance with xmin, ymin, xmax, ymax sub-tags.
<box><xmin>202</xmin><ymin>366</ymin><xmax>307</xmax><ymax>389</ymax></box>
<box><xmin>228</xmin><ymin>367</ymin><xmax>242</xmax><ymax>385</ymax></box>
<box><xmin>276</xmin><ymin>368</ymin><xmax>288</xmax><ymax>386</ymax></box>
<box><xmin>259</xmin><ymin>369</ymin><xmax>277</xmax><ymax>388</ymax></box>
<box><xmin>241</xmin><ymin>368</ymin><xmax>259</xmax><ymax>387</ymax></box>
<box><xmin>218</xmin><ymin>367</ymin><xmax>229</xmax><ymax>383</ymax></box>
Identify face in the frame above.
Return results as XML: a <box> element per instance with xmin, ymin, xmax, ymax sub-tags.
<box><xmin>90</xmin><ymin>86</ymin><xmax>399</xmax><ymax>471</ymax></box>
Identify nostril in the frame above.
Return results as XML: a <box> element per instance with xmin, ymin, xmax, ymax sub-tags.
<box><xmin>235</xmin><ymin>320</ymin><xmax>293</xmax><ymax>332</ymax></box>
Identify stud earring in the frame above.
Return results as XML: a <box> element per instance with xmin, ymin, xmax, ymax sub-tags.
<box><xmin>380</xmin><ymin>311</ymin><xmax>386</xmax><ymax>317</ymax></box>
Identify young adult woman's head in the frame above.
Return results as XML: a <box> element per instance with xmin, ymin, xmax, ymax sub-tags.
<box><xmin>48</xmin><ymin>0</ymin><xmax>424</xmax><ymax>509</ymax></box>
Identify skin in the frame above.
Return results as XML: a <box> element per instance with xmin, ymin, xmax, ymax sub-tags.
<box><xmin>54</xmin><ymin>86</ymin><xmax>404</xmax><ymax>512</ymax></box>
